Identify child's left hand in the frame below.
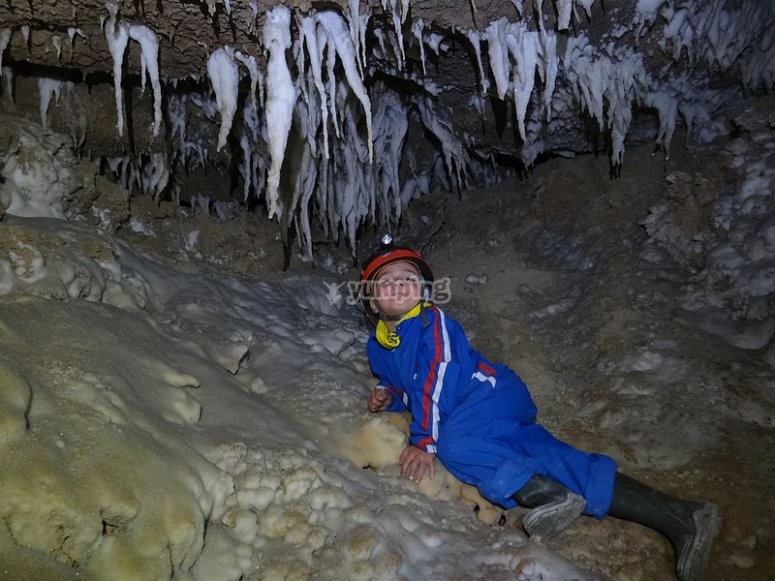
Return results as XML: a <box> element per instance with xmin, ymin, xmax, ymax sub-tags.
<box><xmin>367</xmin><ymin>388</ymin><xmax>392</xmax><ymax>412</ymax></box>
<box><xmin>399</xmin><ymin>445</ymin><xmax>436</xmax><ymax>483</ymax></box>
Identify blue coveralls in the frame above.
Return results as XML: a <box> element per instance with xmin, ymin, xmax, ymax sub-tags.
<box><xmin>368</xmin><ymin>304</ymin><xmax>617</xmax><ymax>518</ymax></box>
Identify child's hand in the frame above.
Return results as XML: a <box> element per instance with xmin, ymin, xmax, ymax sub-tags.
<box><xmin>399</xmin><ymin>445</ymin><xmax>436</xmax><ymax>483</ymax></box>
<box><xmin>367</xmin><ymin>388</ymin><xmax>392</xmax><ymax>412</ymax></box>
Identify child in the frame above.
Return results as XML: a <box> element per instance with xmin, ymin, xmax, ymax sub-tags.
<box><xmin>360</xmin><ymin>241</ymin><xmax>719</xmax><ymax>581</ymax></box>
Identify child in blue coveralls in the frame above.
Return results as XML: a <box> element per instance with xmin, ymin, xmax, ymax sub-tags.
<box><xmin>360</xmin><ymin>241</ymin><xmax>719</xmax><ymax>581</ymax></box>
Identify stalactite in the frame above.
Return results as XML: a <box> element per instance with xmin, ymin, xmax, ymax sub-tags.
<box><xmin>315</xmin><ymin>11</ymin><xmax>373</xmax><ymax>163</ymax></box>
<box><xmin>67</xmin><ymin>27</ymin><xmax>84</xmax><ymax>63</ymax></box>
<box><xmin>207</xmin><ymin>46</ymin><xmax>239</xmax><ymax>152</ymax></box>
<box><xmin>128</xmin><ymin>24</ymin><xmax>163</xmax><ymax>137</ymax></box>
<box><xmin>411</xmin><ymin>19</ymin><xmax>426</xmax><ymax>76</ymax></box>
<box><xmin>38</xmin><ymin>78</ymin><xmax>63</xmax><ymax>127</ymax></box>
<box><xmin>299</xmin><ymin>15</ymin><xmax>329</xmax><ymax>158</ymax></box>
<box><xmin>0</xmin><ymin>29</ymin><xmax>11</xmax><ymax>75</ymax></box>
<box><xmin>263</xmin><ymin>5</ymin><xmax>296</xmax><ymax>219</ymax></box>
<box><xmin>104</xmin><ymin>3</ymin><xmax>130</xmax><ymax>137</ymax></box>
<box><xmin>52</xmin><ymin>35</ymin><xmax>62</xmax><ymax>61</ymax></box>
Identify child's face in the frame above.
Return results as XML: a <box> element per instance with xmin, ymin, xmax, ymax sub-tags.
<box><xmin>370</xmin><ymin>261</ymin><xmax>423</xmax><ymax>319</ymax></box>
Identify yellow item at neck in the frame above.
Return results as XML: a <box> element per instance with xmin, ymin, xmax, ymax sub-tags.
<box><xmin>375</xmin><ymin>302</ymin><xmax>426</xmax><ymax>349</ymax></box>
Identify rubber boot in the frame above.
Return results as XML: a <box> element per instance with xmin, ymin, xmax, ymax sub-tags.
<box><xmin>514</xmin><ymin>474</ymin><xmax>586</xmax><ymax>540</ymax></box>
<box><xmin>607</xmin><ymin>472</ymin><xmax>720</xmax><ymax>581</ymax></box>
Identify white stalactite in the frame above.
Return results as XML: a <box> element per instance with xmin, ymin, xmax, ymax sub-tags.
<box><xmin>324</xmin><ymin>34</ymin><xmax>340</xmax><ymax>140</ymax></box>
<box><xmin>384</xmin><ymin>0</ymin><xmax>406</xmax><ymax>69</ymax></box>
<box><xmin>67</xmin><ymin>28</ymin><xmax>84</xmax><ymax>62</ymax></box>
<box><xmin>466</xmin><ymin>29</ymin><xmax>490</xmax><ymax>94</ymax></box>
<box><xmin>412</xmin><ymin>19</ymin><xmax>427</xmax><ymax>76</ymax></box>
<box><xmin>644</xmin><ymin>88</ymin><xmax>677</xmax><ymax>158</ymax></box>
<box><xmin>128</xmin><ymin>24</ymin><xmax>163</xmax><ymax>137</ymax></box>
<box><xmin>357</xmin><ymin>13</ymin><xmax>370</xmax><ymax>75</ymax></box>
<box><xmin>658</xmin><ymin>1</ymin><xmax>775</xmax><ymax>91</ymax></box>
<box><xmin>555</xmin><ymin>0</ymin><xmax>595</xmax><ymax>31</ymax></box>
<box><xmin>415</xmin><ymin>96</ymin><xmax>468</xmax><ymax>191</ymax></box>
<box><xmin>296</xmin><ymin>148</ymin><xmax>317</xmax><ymax>263</ymax></box>
<box><xmin>104</xmin><ymin>5</ymin><xmax>163</xmax><ymax>138</ymax></box>
<box><xmin>263</xmin><ymin>5</ymin><xmax>296</xmax><ymax>219</ymax></box>
<box><xmin>300</xmin><ymin>16</ymin><xmax>329</xmax><ymax>157</ymax></box>
<box><xmin>485</xmin><ymin>20</ymin><xmax>509</xmax><ymax>100</ymax></box>
<box><xmin>565</xmin><ymin>35</ymin><xmax>649</xmax><ymax>166</ymax></box>
<box><xmin>104</xmin><ymin>4</ymin><xmax>130</xmax><ymax>137</ymax></box>
<box><xmin>346</xmin><ymin>0</ymin><xmax>366</xmax><ymax>76</ymax></box>
<box><xmin>504</xmin><ymin>24</ymin><xmax>539</xmax><ymax>141</ymax></box>
<box><xmin>38</xmin><ymin>78</ymin><xmax>64</xmax><ymax>127</ymax></box>
<box><xmin>576</xmin><ymin>0</ymin><xmax>595</xmax><ymax>18</ymax></box>
<box><xmin>0</xmin><ymin>29</ymin><xmax>11</xmax><ymax>76</ymax></box>
<box><xmin>142</xmin><ymin>152</ymin><xmax>170</xmax><ymax>199</ymax></box>
<box><xmin>336</xmin><ymin>94</ymin><xmax>372</xmax><ymax>251</ymax></box>
<box><xmin>315</xmin><ymin>11</ymin><xmax>373</xmax><ymax>163</ymax></box>
<box><xmin>372</xmin><ymin>86</ymin><xmax>408</xmax><ymax>221</ymax></box>
<box><xmin>485</xmin><ymin>18</ymin><xmax>558</xmax><ymax>144</ymax></box>
<box><xmin>207</xmin><ymin>46</ymin><xmax>240</xmax><ymax>152</ymax></box>
<box><xmin>634</xmin><ymin>0</ymin><xmax>664</xmax><ymax>36</ymax></box>
<box><xmin>237</xmin><ymin>101</ymin><xmax>262</xmax><ymax>206</ymax></box>
<box><xmin>52</xmin><ymin>36</ymin><xmax>62</xmax><ymax>61</ymax></box>
<box><xmin>539</xmin><ymin>28</ymin><xmax>559</xmax><ymax>121</ymax></box>
<box><xmin>556</xmin><ymin>0</ymin><xmax>573</xmax><ymax>30</ymax></box>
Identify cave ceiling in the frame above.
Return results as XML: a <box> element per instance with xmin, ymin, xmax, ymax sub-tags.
<box><xmin>0</xmin><ymin>1</ymin><xmax>772</xmax><ymax>256</ymax></box>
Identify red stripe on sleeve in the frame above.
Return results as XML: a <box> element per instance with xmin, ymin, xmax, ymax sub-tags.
<box><xmin>476</xmin><ymin>361</ymin><xmax>496</xmax><ymax>375</ymax></box>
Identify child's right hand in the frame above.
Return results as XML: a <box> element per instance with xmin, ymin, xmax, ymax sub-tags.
<box><xmin>367</xmin><ymin>388</ymin><xmax>391</xmax><ymax>412</ymax></box>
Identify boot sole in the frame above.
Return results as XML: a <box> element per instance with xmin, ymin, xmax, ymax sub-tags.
<box><xmin>523</xmin><ymin>492</ymin><xmax>586</xmax><ymax>540</ymax></box>
<box><xmin>676</xmin><ymin>502</ymin><xmax>721</xmax><ymax>581</ymax></box>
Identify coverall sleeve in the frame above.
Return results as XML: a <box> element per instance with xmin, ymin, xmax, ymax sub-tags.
<box><xmin>380</xmin><ymin>383</ymin><xmax>408</xmax><ymax>413</ymax></box>
<box><xmin>368</xmin><ymin>342</ymin><xmax>408</xmax><ymax>413</ymax></box>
